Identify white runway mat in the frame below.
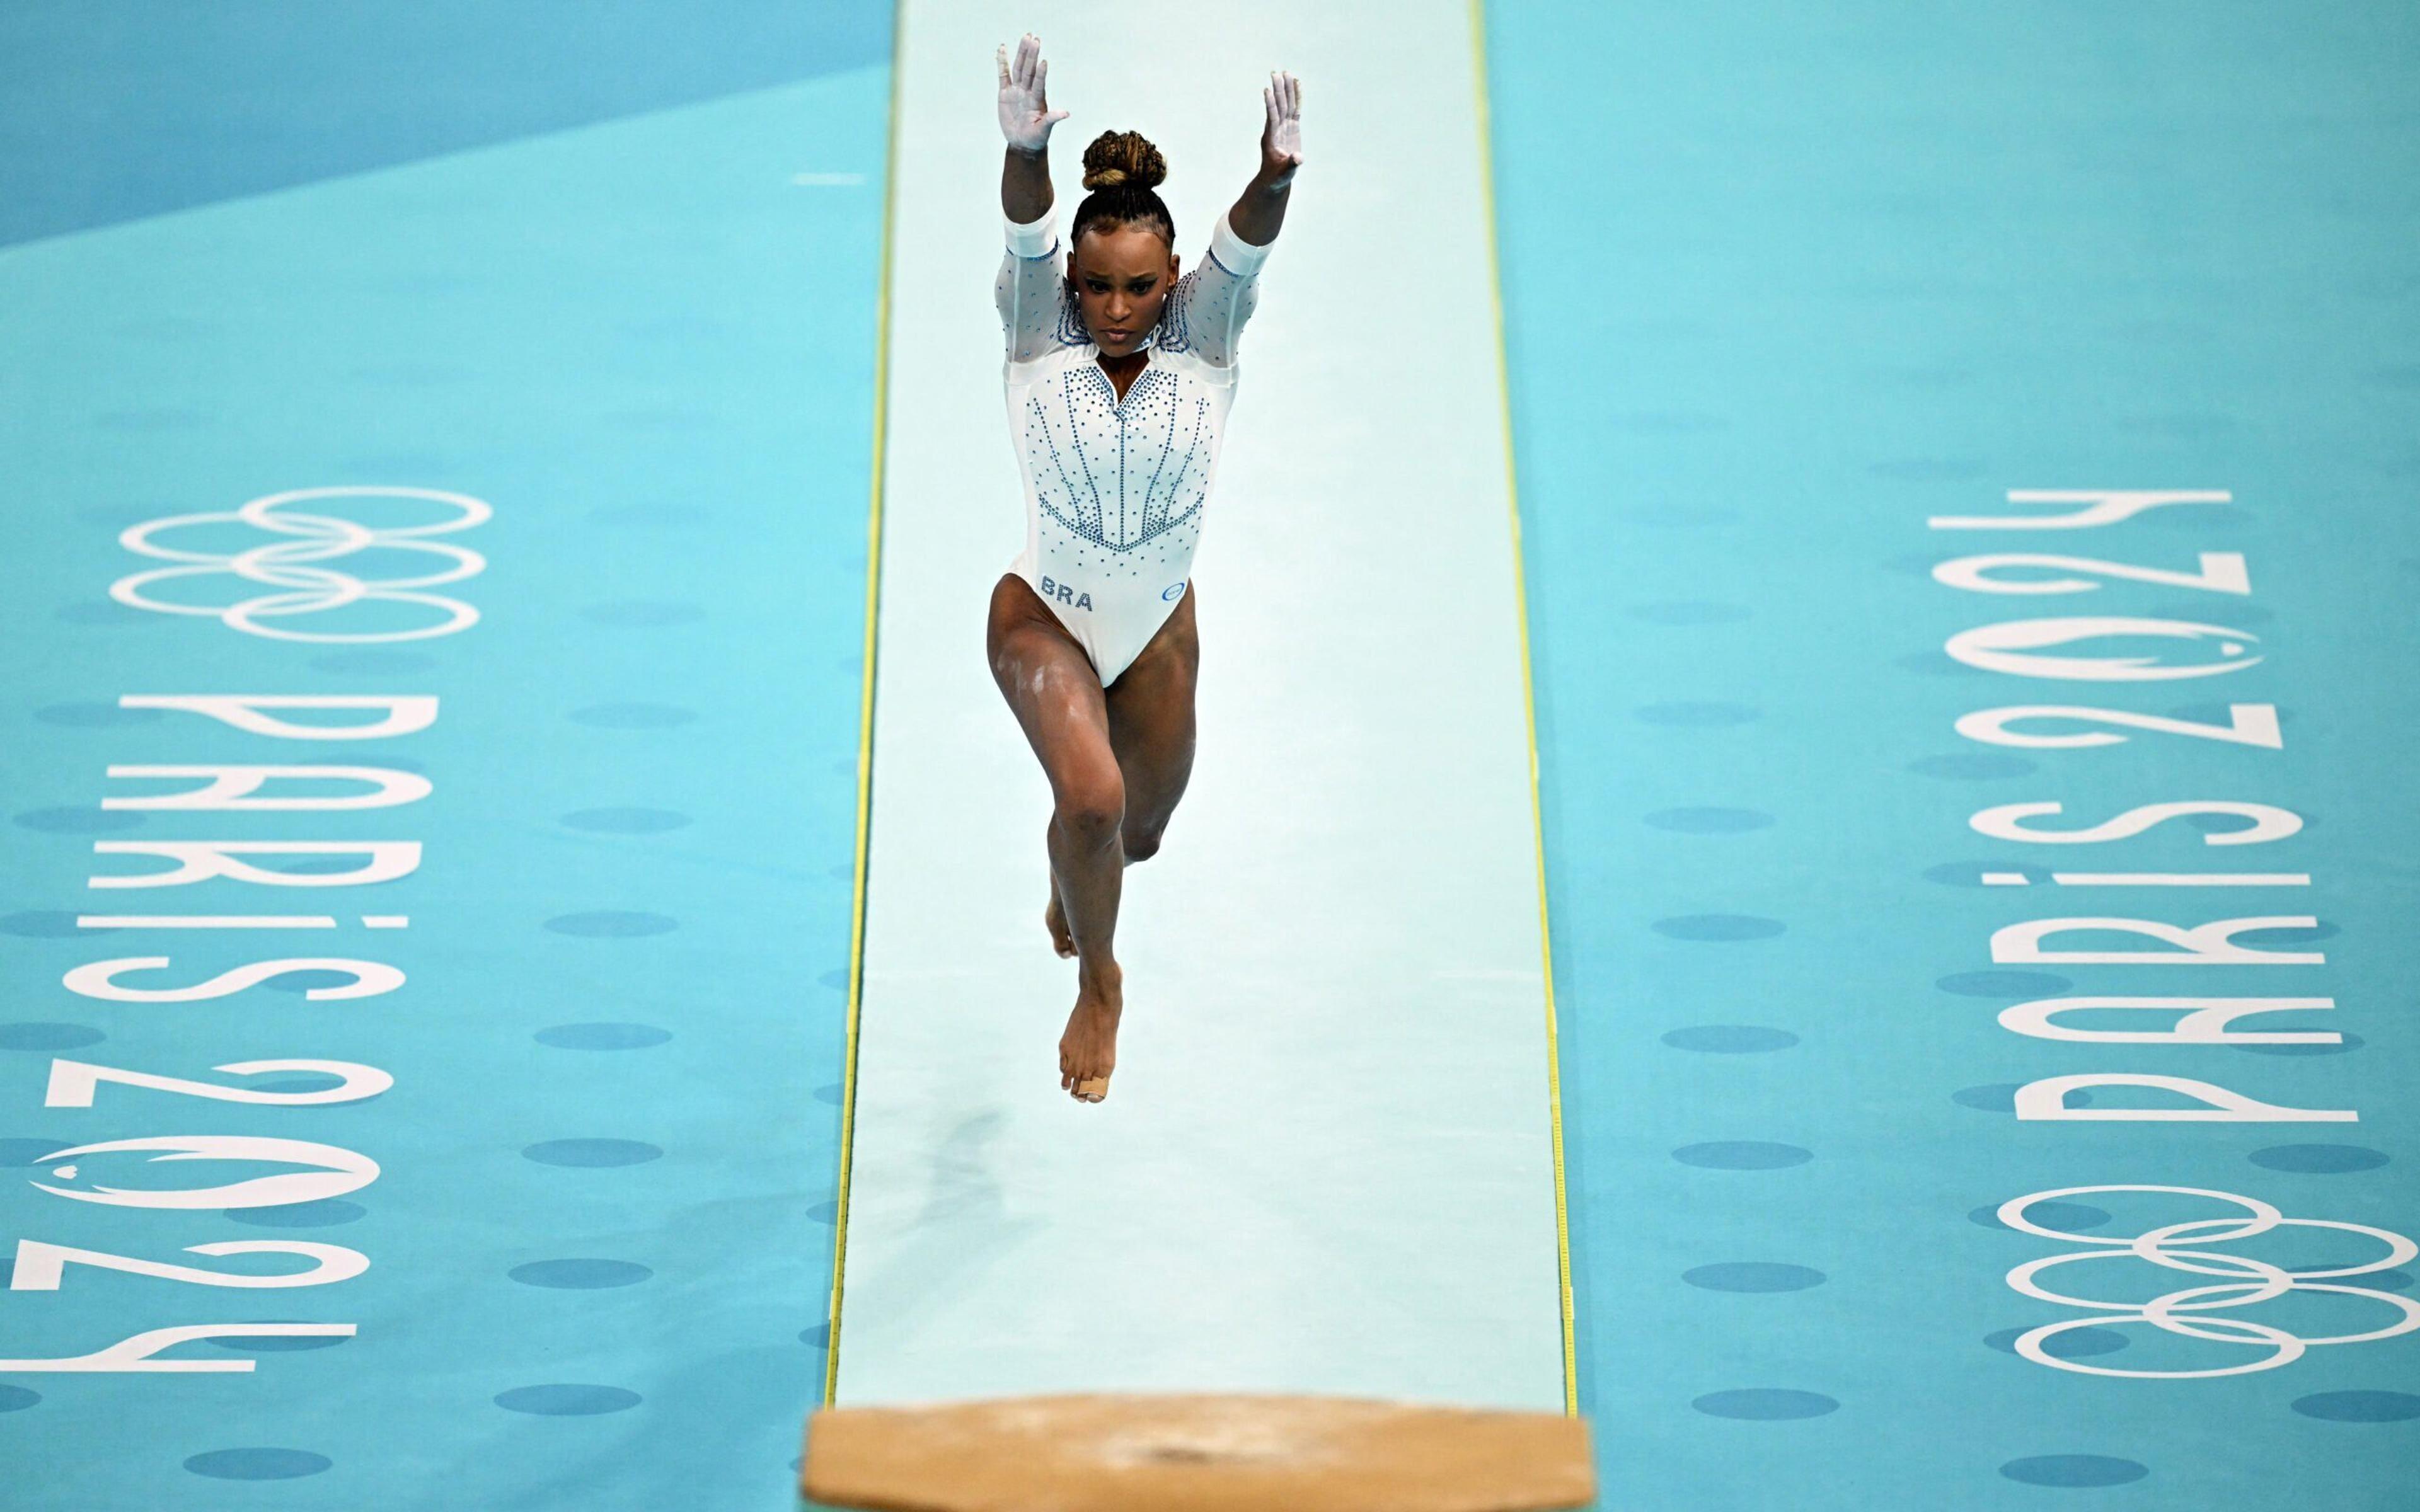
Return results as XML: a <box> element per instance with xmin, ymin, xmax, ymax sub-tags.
<box><xmin>833</xmin><ymin>0</ymin><xmax>1565</xmax><ymax>1411</ymax></box>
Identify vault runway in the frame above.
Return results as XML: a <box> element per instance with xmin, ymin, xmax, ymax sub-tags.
<box><xmin>829</xmin><ymin>0</ymin><xmax>1568</xmax><ymax>1412</ymax></box>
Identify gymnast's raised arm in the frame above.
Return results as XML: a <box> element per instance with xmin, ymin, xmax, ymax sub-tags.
<box><xmin>1225</xmin><ymin>71</ymin><xmax>1302</xmax><ymax>248</ymax></box>
<box><xmin>997</xmin><ymin>33</ymin><xmax>1067</xmax><ymax>224</ymax></box>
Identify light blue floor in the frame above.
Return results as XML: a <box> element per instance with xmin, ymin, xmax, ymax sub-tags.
<box><xmin>0</xmin><ymin>12</ymin><xmax>886</xmax><ymax>1506</ymax></box>
<box><xmin>1490</xmin><ymin>2</ymin><xmax>2419</xmax><ymax>1507</ymax></box>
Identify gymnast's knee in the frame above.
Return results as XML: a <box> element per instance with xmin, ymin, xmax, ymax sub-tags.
<box><xmin>1052</xmin><ymin>777</ymin><xmax>1125</xmax><ymax>853</ymax></box>
<box><xmin>1121</xmin><ymin>824</ymin><xmax>1165</xmax><ymax>864</ymax></box>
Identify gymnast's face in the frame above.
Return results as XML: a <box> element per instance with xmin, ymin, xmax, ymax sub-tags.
<box><xmin>1068</xmin><ymin>222</ymin><xmax>1178</xmax><ymax>358</ymax></box>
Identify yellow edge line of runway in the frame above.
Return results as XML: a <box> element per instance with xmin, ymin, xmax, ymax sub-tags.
<box><xmin>1468</xmin><ymin>0</ymin><xmax>1580</xmax><ymax>1418</ymax></box>
<box><xmin>824</xmin><ymin>0</ymin><xmax>907</xmax><ymax>1410</ymax></box>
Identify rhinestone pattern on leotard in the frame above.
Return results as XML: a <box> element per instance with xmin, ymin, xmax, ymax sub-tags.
<box><xmin>1023</xmin><ymin>367</ymin><xmax>1213</xmax><ymax>561</ymax></box>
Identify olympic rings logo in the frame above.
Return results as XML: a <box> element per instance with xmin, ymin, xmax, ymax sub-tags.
<box><xmin>111</xmin><ymin>487</ymin><xmax>489</xmax><ymax>643</ymax></box>
<box><xmin>2000</xmin><ymin>1184</ymin><xmax>2419</xmax><ymax>1378</ymax></box>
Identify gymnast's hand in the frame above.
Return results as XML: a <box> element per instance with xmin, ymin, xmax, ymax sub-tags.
<box><xmin>996</xmin><ymin>33</ymin><xmax>1069</xmax><ymax>155</ymax></box>
<box><xmin>1259</xmin><ymin>70</ymin><xmax>1303</xmax><ymax>188</ymax></box>
<box><xmin>1227</xmin><ymin>71</ymin><xmax>1301</xmax><ymax>246</ymax></box>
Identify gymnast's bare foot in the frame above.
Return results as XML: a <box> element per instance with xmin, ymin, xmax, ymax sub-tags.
<box><xmin>1059</xmin><ymin>965</ymin><xmax>1121</xmax><ymax>1102</ymax></box>
<box><xmin>1044</xmin><ymin>888</ymin><xmax>1076</xmax><ymax>959</ymax></box>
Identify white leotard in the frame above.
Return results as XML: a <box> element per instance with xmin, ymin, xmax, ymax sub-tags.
<box><xmin>997</xmin><ymin>205</ymin><xmax>1270</xmax><ymax>685</ymax></box>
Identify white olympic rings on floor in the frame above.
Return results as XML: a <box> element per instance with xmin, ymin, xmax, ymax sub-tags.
<box><xmin>111</xmin><ymin>486</ymin><xmax>489</xmax><ymax>643</ymax></box>
<box><xmin>1998</xmin><ymin>1184</ymin><xmax>2419</xmax><ymax>1378</ymax></box>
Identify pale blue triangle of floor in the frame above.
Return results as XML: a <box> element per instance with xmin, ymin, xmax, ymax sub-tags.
<box><xmin>0</xmin><ymin>0</ymin><xmax>888</xmax><ymax>247</ymax></box>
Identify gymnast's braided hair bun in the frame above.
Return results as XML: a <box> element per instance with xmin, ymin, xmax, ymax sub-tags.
<box><xmin>1071</xmin><ymin>129</ymin><xmax>1175</xmax><ymax>247</ymax></box>
<box><xmin>1080</xmin><ymin>130</ymin><xmax>1167</xmax><ymax>191</ymax></box>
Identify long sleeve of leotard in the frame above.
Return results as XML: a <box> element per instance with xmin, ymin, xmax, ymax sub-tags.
<box><xmin>1160</xmin><ymin>212</ymin><xmax>1270</xmax><ymax>369</ymax></box>
<box><xmin>996</xmin><ymin>208</ymin><xmax>1070</xmax><ymax>364</ymax></box>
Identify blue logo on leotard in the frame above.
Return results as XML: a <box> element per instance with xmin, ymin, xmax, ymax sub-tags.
<box><xmin>1161</xmin><ymin>582</ymin><xmax>1185</xmax><ymax>602</ymax></box>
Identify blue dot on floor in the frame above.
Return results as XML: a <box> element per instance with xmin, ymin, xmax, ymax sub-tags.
<box><xmin>1684</xmin><ymin>1263</ymin><xmax>1826</xmax><ymax>1293</ymax></box>
<box><xmin>560</xmin><ymin>808</ymin><xmax>693</xmax><ymax>834</ymax></box>
<box><xmin>200</xmin><ymin>1325</ymin><xmax>351</xmax><ymax>1353</ymax></box>
<box><xmin>495</xmin><ymin>1384</ymin><xmax>642</xmax><ymax>1416</ymax></box>
<box><xmin>1937</xmin><ymin>970</ymin><xmax>2071</xmax><ymax>999</ymax></box>
<box><xmin>543</xmin><ymin>910</ymin><xmax>678</xmax><ymax>938</ymax></box>
<box><xmin>0</xmin><ymin>1138</ymin><xmax>70</xmax><ymax>1167</ymax></box>
<box><xmin>2000</xmin><ymin>1455</ymin><xmax>2147</xmax><ymax>1487</ymax></box>
<box><xmin>535</xmin><ymin>1022</ymin><xmax>672</xmax><ymax>1051</ymax></box>
<box><xmin>247</xmin><ymin>1073</ymin><xmax>351</xmax><ymax>1095</ymax></box>
<box><xmin>54</xmin><ymin>601</ymin><xmax>157</xmax><ymax>626</ymax></box>
<box><xmin>258</xmin><ymin>968</ymin><xmax>362</xmax><ymax>996</ymax></box>
<box><xmin>1645</xmin><ymin>807</ymin><xmax>1775</xmax><ymax>834</ymax></box>
<box><xmin>13</xmin><ymin>807</ymin><xmax>142</xmax><ymax>833</ymax></box>
<box><xmin>1984</xmin><ymin>1326</ymin><xmax>2128</xmax><ymax>1360</ymax></box>
<box><xmin>2249</xmin><ymin>1144</ymin><xmax>2388</xmax><ymax>1174</ymax></box>
<box><xmin>2292</xmin><ymin>1390</ymin><xmax>2420</xmax><ymax>1423</ymax></box>
<box><xmin>1908</xmin><ymin>753</ymin><xmax>2037</xmax><ymax>780</ymax></box>
<box><xmin>2186</xmin><ymin>807</ymin><xmax>2311</xmax><ymax>835</ymax></box>
<box><xmin>224</xmin><ymin>1200</ymin><xmax>367</xmax><ymax>1228</ymax></box>
<box><xmin>1954</xmin><ymin>1083</ymin><xmax>2094</xmax><ymax>1112</ymax></box>
<box><xmin>251</xmin><ymin>857</ymin><xmax>361</xmax><ymax>876</ymax></box>
<box><xmin>817</xmin><ymin>968</ymin><xmax>850</xmax><ymax>991</ymax></box>
<box><xmin>522</xmin><ymin>1138</ymin><xmax>662</xmax><ymax>1168</ymax></box>
<box><xmin>1634</xmin><ymin>701</ymin><xmax>1760</xmax><ymax>727</ymax></box>
<box><xmin>1674</xmin><ymin>1142</ymin><xmax>1811</xmax><ymax>1171</ymax></box>
<box><xmin>568</xmin><ymin>702</ymin><xmax>698</xmax><ymax>730</ymax></box>
<box><xmin>1662</xmin><ymin>1025</ymin><xmax>1798</xmax><ymax>1053</ymax></box>
<box><xmin>1970</xmin><ymin>1201</ymin><xmax>2111</xmax><ymax>1234</ymax></box>
<box><xmin>183</xmin><ymin>1448</ymin><xmax>332</xmax><ymax>1480</ymax></box>
<box><xmin>814</xmin><ymin>1083</ymin><xmax>844</xmax><ymax>1105</ymax></box>
<box><xmin>0</xmin><ymin>911</ymin><xmax>88</xmax><ymax>939</ymax></box>
<box><xmin>800</xmin><ymin>1324</ymin><xmax>831</xmax><ymax>1349</ymax></box>
<box><xmin>509</xmin><ymin>1259</ymin><xmax>653</xmax><ymax>1289</ymax></box>
<box><xmin>0</xmin><ymin>1386</ymin><xmax>38</xmax><ymax>1412</ymax></box>
<box><xmin>809</xmin><ymin>1200</ymin><xmax>839</xmax><ymax>1225</ymax></box>
<box><xmin>1654</xmin><ymin>914</ymin><xmax>1785</xmax><ymax>942</ymax></box>
<box><xmin>35</xmin><ymin>701</ymin><xmax>163</xmax><ymax>728</ymax></box>
<box><xmin>1692</xmin><ymin>1389</ymin><xmax>1836</xmax><ymax>1420</ymax></box>
<box><xmin>2235</xmin><ymin>920</ymin><xmax>2339</xmax><ymax>947</ymax></box>
<box><xmin>0</xmin><ymin>1023</ymin><xmax>104</xmax><ymax>1052</ymax></box>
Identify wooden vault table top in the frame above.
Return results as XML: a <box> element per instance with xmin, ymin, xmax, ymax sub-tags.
<box><xmin>802</xmin><ymin>1393</ymin><xmax>1595</xmax><ymax>1512</ymax></box>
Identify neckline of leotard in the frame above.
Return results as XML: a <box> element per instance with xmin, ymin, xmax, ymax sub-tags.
<box><xmin>1093</xmin><ymin>349</ymin><xmax>1155</xmax><ymax>408</ymax></box>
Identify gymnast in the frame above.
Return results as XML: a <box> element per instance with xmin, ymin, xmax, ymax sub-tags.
<box><xmin>986</xmin><ymin>34</ymin><xmax>1301</xmax><ymax>1102</ymax></box>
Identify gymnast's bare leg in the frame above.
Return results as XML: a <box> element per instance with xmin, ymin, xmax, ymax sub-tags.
<box><xmin>988</xmin><ymin>572</ymin><xmax>1199</xmax><ymax>1102</ymax></box>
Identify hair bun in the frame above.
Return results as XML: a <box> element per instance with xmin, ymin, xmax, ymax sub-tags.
<box><xmin>1080</xmin><ymin>129</ymin><xmax>1167</xmax><ymax>192</ymax></box>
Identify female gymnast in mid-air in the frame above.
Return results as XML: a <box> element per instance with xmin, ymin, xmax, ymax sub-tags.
<box><xmin>987</xmin><ymin>34</ymin><xmax>1301</xmax><ymax>1104</ymax></box>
